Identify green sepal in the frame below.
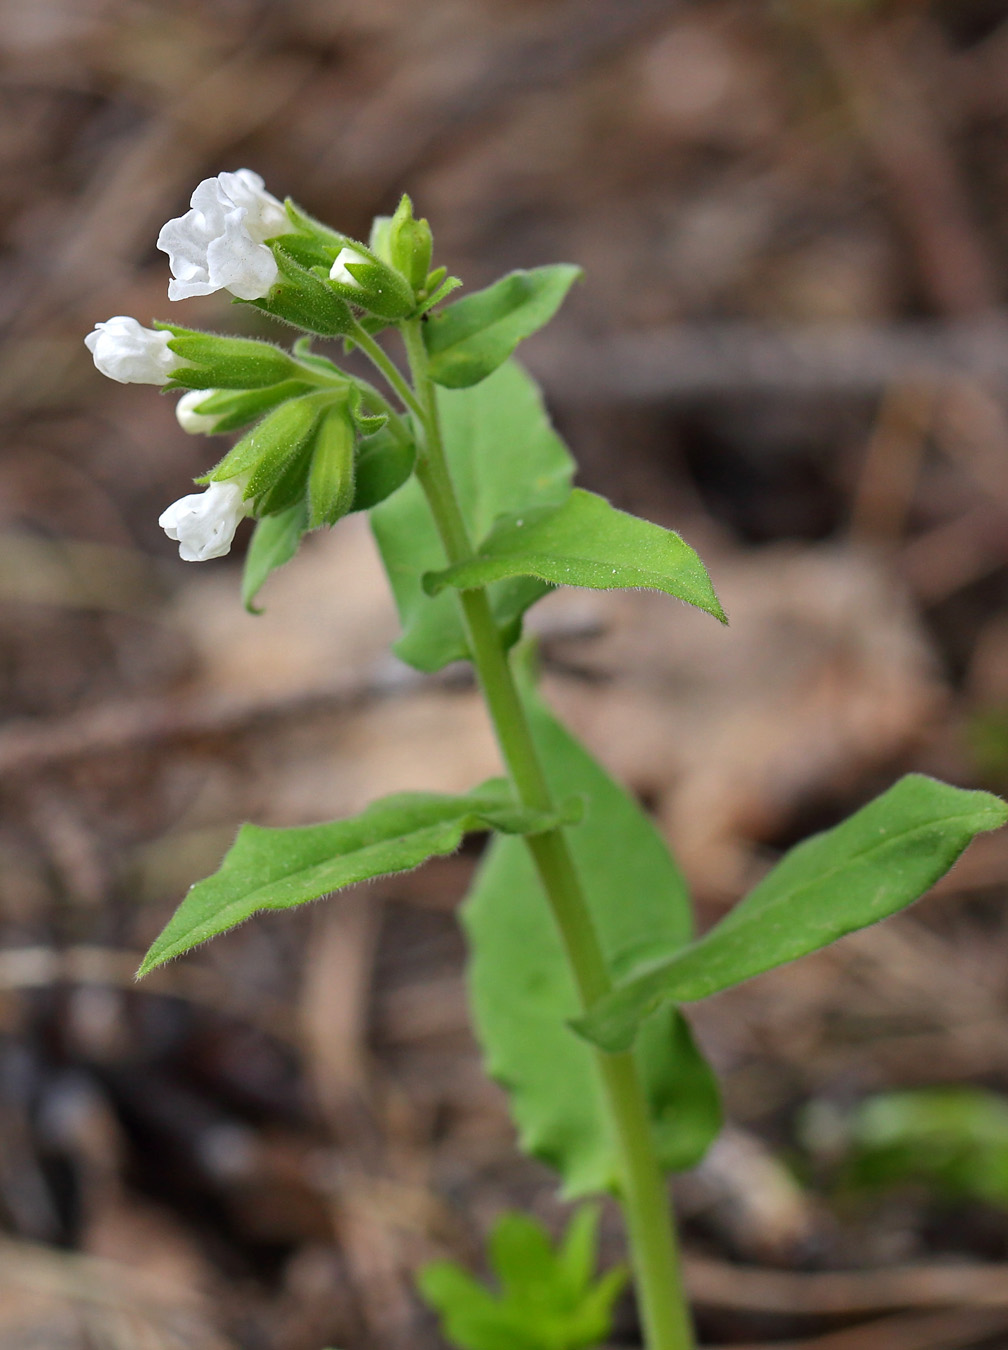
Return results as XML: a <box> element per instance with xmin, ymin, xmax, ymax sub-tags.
<box><xmin>268</xmin><ymin>229</ymin><xmax>339</xmax><ymax>272</ymax></box>
<box><xmin>418</xmin><ymin>1207</ymin><xmax>628</xmax><ymax>1350</ymax></box>
<box><xmin>173</xmin><ymin>381</ymin><xmax>313</xmax><ymax>435</ymax></box>
<box><xmin>425</xmin><ymin>488</ymin><xmax>727</xmax><ymax>625</ymax></box>
<box><xmin>576</xmin><ymin>775</ymin><xmax>1008</xmax><ymax>1053</ymax></box>
<box><xmin>349</xmin><ymin>427</ymin><xmax>416</xmax><ymax>513</ymax></box>
<box><xmin>254</xmin><ymin>244</ymin><xmax>355</xmax><ymax>337</ymax></box>
<box><xmin>417</xmin><ymin>273</ymin><xmax>463</xmax><ymax>317</ymax></box>
<box><xmin>136</xmin><ymin>780</ymin><xmax>568</xmax><ymax>977</ymax></box>
<box><xmin>387</xmin><ymin>193</ymin><xmax>433</xmax><ymax>292</ymax></box>
<box><xmin>307</xmin><ymin>404</ymin><xmax>356</xmax><ymax>528</ymax></box>
<box><xmin>423</xmin><ymin>265</ymin><xmax>581</xmax><ymax>389</ymax></box>
<box><xmin>242</xmin><ymin>500</ymin><xmax>307</xmax><ymax>613</ymax></box>
<box><xmin>348</xmin><ymin>385</ymin><xmax>387</xmax><ymax>436</ymax></box>
<box><xmin>464</xmin><ymin>664</ymin><xmax>721</xmax><ymax>1195</ymax></box>
<box><xmin>156</xmin><ymin>326</ymin><xmax>300</xmax><ymax>390</ymax></box>
<box><xmin>283</xmin><ymin>198</ymin><xmax>347</xmax><ymax>255</ymax></box>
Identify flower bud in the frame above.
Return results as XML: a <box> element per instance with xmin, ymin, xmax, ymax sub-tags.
<box><xmin>157</xmin><ymin>169</ymin><xmax>294</xmax><ymax>303</ymax></box>
<box><xmin>202</xmin><ymin>392</ymin><xmax>332</xmax><ymax>517</ymax></box>
<box><xmin>159</xmin><ymin>477</ymin><xmax>249</xmax><ymax>562</ymax></box>
<box><xmin>329</xmin><ymin>246</ymin><xmax>369</xmax><ymax>289</ymax></box>
<box><xmin>85</xmin><ymin>316</ymin><xmax>183</xmax><ymax>384</ymax></box>
<box><xmin>256</xmin><ymin>247</ymin><xmax>355</xmax><ymax>338</ymax></box>
<box><xmin>158</xmin><ymin>327</ymin><xmax>300</xmax><ymax>390</ymax></box>
<box><xmin>387</xmin><ymin>195</ymin><xmax>433</xmax><ymax>293</ymax></box>
<box><xmin>175</xmin><ymin>389</ymin><xmax>222</xmax><ymax>434</ymax></box>
<box><xmin>307</xmin><ymin>405</ymin><xmax>356</xmax><ymax>528</ymax></box>
<box><xmin>174</xmin><ymin>382</ymin><xmax>313</xmax><ymax>436</ymax></box>
<box><xmin>326</xmin><ymin>242</ymin><xmax>416</xmax><ymax>320</ymax></box>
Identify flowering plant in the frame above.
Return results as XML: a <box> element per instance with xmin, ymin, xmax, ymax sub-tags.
<box><xmin>89</xmin><ymin>172</ymin><xmax>1007</xmax><ymax>1350</ymax></box>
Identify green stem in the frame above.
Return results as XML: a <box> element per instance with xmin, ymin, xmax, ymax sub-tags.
<box><xmin>397</xmin><ymin>320</ymin><xmax>695</xmax><ymax>1350</ymax></box>
<box><xmin>348</xmin><ymin>320</ymin><xmax>426</xmax><ymax>423</ymax></box>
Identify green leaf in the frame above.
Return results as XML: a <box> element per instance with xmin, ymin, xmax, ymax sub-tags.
<box><xmin>424</xmin><ymin>266</ymin><xmax>581</xmax><ymax>389</ymax></box>
<box><xmin>370</xmin><ymin>361</ymin><xmax>574</xmax><ymax>672</ymax></box>
<box><xmin>577</xmin><ymin>775</ymin><xmax>1008</xmax><ymax>1053</ymax></box>
<box><xmin>426</xmin><ymin>489</ymin><xmax>726</xmax><ymax>624</ymax></box>
<box><xmin>242</xmin><ymin>500</ymin><xmax>307</xmax><ymax>613</ymax></box>
<box><xmin>418</xmin><ymin>1207</ymin><xmax>627</xmax><ymax>1350</ymax></box>
<box><xmin>349</xmin><ymin>427</ymin><xmax>416</xmax><ymax>512</ymax></box>
<box><xmin>138</xmin><ymin>781</ymin><xmax>564</xmax><ymax>977</ymax></box>
<box><xmin>830</xmin><ymin>1088</ymin><xmax>1008</xmax><ymax>1209</ymax></box>
<box><xmin>464</xmin><ymin>677</ymin><xmax>720</xmax><ymax>1196</ymax></box>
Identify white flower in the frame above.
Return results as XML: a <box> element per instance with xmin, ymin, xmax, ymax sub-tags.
<box><xmin>329</xmin><ymin>246</ymin><xmax>368</xmax><ymax>288</ymax></box>
<box><xmin>84</xmin><ymin>316</ymin><xmax>181</xmax><ymax>384</ymax></box>
<box><xmin>159</xmin><ymin>478</ymin><xmax>249</xmax><ymax>562</ymax></box>
<box><xmin>175</xmin><ymin>389</ymin><xmax>222</xmax><ymax>434</ymax></box>
<box><xmin>157</xmin><ymin>169</ymin><xmax>293</xmax><ymax>303</ymax></box>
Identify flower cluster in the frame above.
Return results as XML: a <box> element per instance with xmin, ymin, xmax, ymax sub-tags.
<box><xmin>86</xmin><ymin>172</ymin><xmax>442</xmax><ymax>567</ymax></box>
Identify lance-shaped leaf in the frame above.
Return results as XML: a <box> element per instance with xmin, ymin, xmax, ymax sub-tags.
<box><xmin>464</xmin><ymin>678</ymin><xmax>720</xmax><ymax>1197</ymax></box>
<box><xmin>370</xmin><ymin>361</ymin><xmax>573</xmax><ymax>672</ymax></box>
<box><xmin>425</xmin><ymin>489</ymin><xmax>726</xmax><ymax>624</ymax></box>
<box><xmin>138</xmin><ymin>781</ymin><xmax>563</xmax><ymax>977</ymax></box>
<box><xmin>576</xmin><ymin>775</ymin><xmax>1008</xmax><ymax>1053</ymax></box>
<box><xmin>423</xmin><ymin>265</ymin><xmax>581</xmax><ymax>389</ymax></box>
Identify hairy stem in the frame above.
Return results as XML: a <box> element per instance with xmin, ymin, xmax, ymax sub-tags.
<box><xmin>396</xmin><ymin>320</ymin><xmax>695</xmax><ymax>1350</ymax></box>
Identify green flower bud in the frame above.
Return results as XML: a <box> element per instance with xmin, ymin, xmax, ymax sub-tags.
<box><xmin>174</xmin><ymin>381</ymin><xmax>313</xmax><ymax>435</ymax></box>
<box><xmin>368</xmin><ymin>214</ymin><xmax>395</xmax><ymax>266</ymax></box>
<box><xmin>200</xmin><ymin>392</ymin><xmax>333</xmax><ymax>511</ymax></box>
<box><xmin>328</xmin><ymin>243</ymin><xmax>416</xmax><ymax>321</ymax></box>
<box><xmin>387</xmin><ymin>194</ymin><xmax>433</xmax><ymax>294</ymax></box>
<box><xmin>256</xmin><ymin>246</ymin><xmax>356</xmax><ymax>337</ymax></box>
<box><xmin>156</xmin><ymin>326</ymin><xmax>300</xmax><ymax>390</ymax></box>
<box><xmin>307</xmin><ymin>404</ymin><xmax>356</xmax><ymax>528</ymax></box>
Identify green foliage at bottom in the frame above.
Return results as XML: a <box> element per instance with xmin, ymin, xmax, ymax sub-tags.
<box><xmin>419</xmin><ymin>1207</ymin><xmax>626</xmax><ymax>1350</ymax></box>
<box><xmin>806</xmin><ymin>1087</ymin><xmax>1008</xmax><ymax>1210</ymax></box>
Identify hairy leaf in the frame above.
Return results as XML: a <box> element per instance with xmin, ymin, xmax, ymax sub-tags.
<box><xmin>426</xmin><ymin>489</ymin><xmax>726</xmax><ymax>624</ymax></box>
<box><xmin>423</xmin><ymin>265</ymin><xmax>581</xmax><ymax>389</ymax></box>
<box><xmin>138</xmin><ymin>781</ymin><xmax>562</xmax><ymax>976</ymax></box>
<box><xmin>350</xmin><ymin>427</ymin><xmax>416</xmax><ymax>512</ymax></box>
<box><xmin>370</xmin><ymin>361</ymin><xmax>573</xmax><ymax>671</ymax></box>
<box><xmin>577</xmin><ymin>776</ymin><xmax>1008</xmax><ymax>1052</ymax></box>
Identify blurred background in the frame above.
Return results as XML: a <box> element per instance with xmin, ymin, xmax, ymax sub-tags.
<box><xmin>4</xmin><ymin>0</ymin><xmax>1008</xmax><ymax>1346</ymax></box>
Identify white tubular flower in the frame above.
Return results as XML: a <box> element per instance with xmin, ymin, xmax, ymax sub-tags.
<box><xmin>329</xmin><ymin>246</ymin><xmax>368</xmax><ymax>288</ymax></box>
<box><xmin>84</xmin><ymin>316</ymin><xmax>181</xmax><ymax>384</ymax></box>
<box><xmin>158</xmin><ymin>478</ymin><xmax>249</xmax><ymax>562</ymax></box>
<box><xmin>157</xmin><ymin>169</ymin><xmax>293</xmax><ymax>303</ymax></box>
<box><xmin>175</xmin><ymin>389</ymin><xmax>222</xmax><ymax>434</ymax></box>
